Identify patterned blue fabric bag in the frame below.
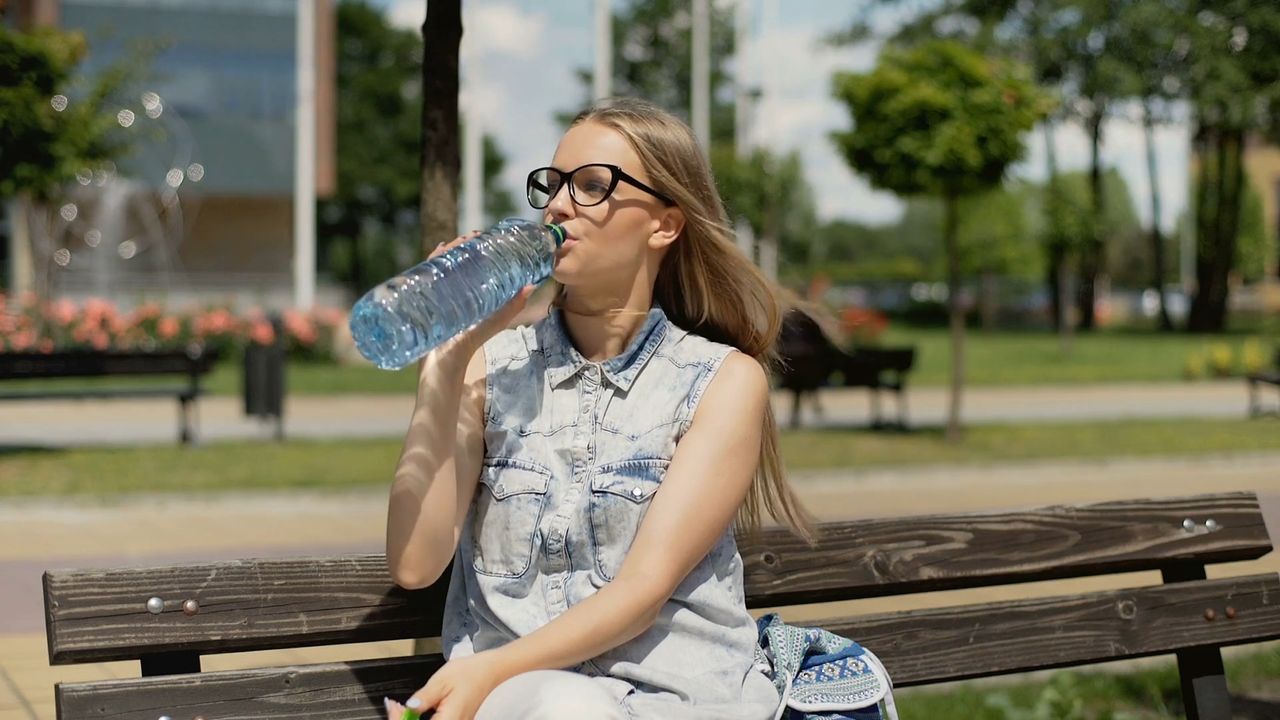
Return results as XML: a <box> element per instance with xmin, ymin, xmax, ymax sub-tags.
<box><xmin>755</xmin><ymin>613</ymin><xmax>899</xmax><ymax>720</ymax></box>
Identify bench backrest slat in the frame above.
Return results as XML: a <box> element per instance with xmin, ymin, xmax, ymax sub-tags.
<box><xmin>44</xmin><ymin>492</ymin><xmax>1272</xmax><ymax>664</ymax></box>
<box><xmin>0</xmin><ymin>351</ymin><xmax>215</xmax><ymax>380</ymax></box>
<box><xmin>740</xmin><ymin>491</ymin><xmax>1270</xmax><ymax>606</ymax></box>
<box><xmin>52</xmin><ymin>573</ymin><xmax>1280</xmax><ymax>719</ymax></box>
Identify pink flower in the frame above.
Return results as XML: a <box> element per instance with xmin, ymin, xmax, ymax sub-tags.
<box><xmin>158</xmin><ymin>316</ymin><xmax>181</xmax><ymax>340</ymax></box>
<box><xmin>10</xmin><ymin>330</ymin><xmax>35</xmax><ymax>351</ymax></box>
<box><xmin>50</xmin><ymin>299</ymin><xmax>78</xmax><ymax>326</ymax></box>
<box><xmin>249</xmin><ymin>319</ymin><xmax>276</xmax><ymax>346</ymax></box>
<box><xmin>37</xmin><ymin>338</ymin><xmax>54</xmax><ymax>353</ymax></box>
<box><xmin>90</xmin><ymin>332</ymin><xmax>110</xmax><ymax>350</ymax></box>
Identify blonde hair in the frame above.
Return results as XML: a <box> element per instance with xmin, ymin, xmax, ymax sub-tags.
<box><xmin>570</xmin><ymin>97</ymin><xmax>815</xmax><ymax>542</ymax></box>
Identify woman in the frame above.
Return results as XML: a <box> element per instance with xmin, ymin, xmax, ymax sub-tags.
<box><xmin>386</xmin><ymin>97</ymin><xmax>813</xmax><ymax>720</ymax></box>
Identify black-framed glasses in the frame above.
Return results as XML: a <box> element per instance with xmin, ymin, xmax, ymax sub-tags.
<box><xmin>526</xmin><ymin>163</ymin><xmax>675</xmax><ymax>209</ymax></box>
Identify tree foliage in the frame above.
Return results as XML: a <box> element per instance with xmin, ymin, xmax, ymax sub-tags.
<box><xmin>321</xmin><ymin>0</ymin><xmax>514</xmax><ymax>294</ymax></box>
<box><xmin>0</xmin><ymin>25</ymin><xmax>136</xmax><ymax>202</ymax></box>
<box><xmin>832</xmin><ymin>41</ymin><xmax>1049</xmax><ymax>199</ymax></box>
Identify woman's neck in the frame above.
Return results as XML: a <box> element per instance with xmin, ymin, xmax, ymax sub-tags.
<box><xmin>559</xmin><ymin>289</ymin><xmax>654</xmax><ymax>362</ymax></box>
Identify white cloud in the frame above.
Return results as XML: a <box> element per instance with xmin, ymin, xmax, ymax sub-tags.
<box><xmin>743</xmin><ymin>23</ymin><xmax>903</xmax><ymax>224</ymax></box>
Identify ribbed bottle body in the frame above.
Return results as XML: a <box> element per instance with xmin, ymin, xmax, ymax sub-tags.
<box><xmin>349</xmin><ymin>218</ymin><xmax>562</xmax><ymax>369</ymax></box>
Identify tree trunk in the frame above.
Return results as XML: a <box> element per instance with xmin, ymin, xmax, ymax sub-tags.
<box><xmin>419</xmin><ymin>0</ymin><xmax>462</xmax><ymax>256</ymax></box>
<box><xmin>1042</xmin><ymin>118</ymin><xmax>1073</xmax><ymax>353</ymax></box>
<box><xmin>943</xmin><ymin>193</ymin><xmax>964</xmax><ymax>443</ymax></box>
<box><xmin>1187</xmin><ymin>125</ymin><xmax>1246</xmax><ymax>333</ymax></box>
<box><xmin>1142</xmin><ymin>104</ymin><xmax>1173</xmax><ymax>331</ymax></box>
<box><xmin>1076</xmin><ymin>108</ymin><xmax>1105</xmax><ymax>331</ymax></box>
<box><xmin>413</xmin><ymin>0</ymin><xmax>461</xmax><ymax>658</ymax></box>
<box><xmin>980</xmin><ymin>268</ymin><xmax>997</xmax><ymax>331</ymax></box>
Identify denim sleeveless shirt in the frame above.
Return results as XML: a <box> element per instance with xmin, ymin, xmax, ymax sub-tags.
<box><xmin>440</xmin><ymin>306</ymin><xmax>780</xmax><ymax>720</ymax></box>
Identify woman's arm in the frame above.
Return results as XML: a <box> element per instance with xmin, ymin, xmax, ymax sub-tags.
<box><xmin>489</xmin><ymin>350</ymin><xmax>768</xmax><ymax>675</ymax></box>
<box><xmin>385</xmin><ymin>342</ymin><xmax>488</xmax><ymax>589</ymax></box>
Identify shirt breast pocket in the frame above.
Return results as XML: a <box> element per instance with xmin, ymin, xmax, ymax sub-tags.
<box><xmin>588</xmin><ymin>458</ymin><xmax>668</xmax><ymax>582</ymax></box>
<box><xmin>471</xmin><ymin>459</ymin><xmax>551</xmax><ymax>578</ymax></box>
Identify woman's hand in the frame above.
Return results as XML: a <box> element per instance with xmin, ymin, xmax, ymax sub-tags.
<box><xmin>403</xmin><ymin>652</ymin><xmax>507</xmax><ymax>720</ymax></box>
<box><xmin>429</xmin><ymin>232</ymin><xmax>538</xmax><ymax>359</ymax></box>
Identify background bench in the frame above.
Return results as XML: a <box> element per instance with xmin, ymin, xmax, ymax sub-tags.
<box><xmin>0</xmin><ymin>348</ymin><xmax>219</xmax><ymax>444</ymax></box>
<box><xmin>1247</xmin><ymin>348</ymin><xmax>1280</xmax><ymax>417</ymax></box>
<box><xmin>776</xmin><ymin>309</ymin><xmax>916</xmax><ymax>429</ymax></box>
<box><xmin>43</xmin><ymin>491</ymin><xmax>1279</xmax><ymax>719</ymax></box>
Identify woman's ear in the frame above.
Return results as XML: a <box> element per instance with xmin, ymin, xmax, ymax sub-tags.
<box><xmin>648</xmin><ymin>206</ymin><xmax>685</xmax><ymax>251</ymax></box>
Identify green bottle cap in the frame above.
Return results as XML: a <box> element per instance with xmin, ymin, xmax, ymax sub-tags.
<box><xmin>546</xmin><ymin>223</ymin><xmax>566</xmax><ymax>248</ymax></box>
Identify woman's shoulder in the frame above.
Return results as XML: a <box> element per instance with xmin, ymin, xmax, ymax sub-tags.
<box><xmin>660</xmin><ymin>321</ymin><xmax>737</xmax><ymax>368</ymax></box>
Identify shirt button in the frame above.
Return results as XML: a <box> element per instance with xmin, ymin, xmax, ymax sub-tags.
<box><xmin>631</xmin><ymin>486</ymin><xmax>643</xmax><ymax>499</ymax></box>
<box><xmin>494</xmin><ymin>484</ymin><xmax>505</xmax><ymax>495</ymax></box>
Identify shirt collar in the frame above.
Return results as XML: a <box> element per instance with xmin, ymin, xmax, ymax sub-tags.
<box><xmin>541</xmin><ymin>305</ymin><xmax>670</xmax><ymax>392</ymax></box>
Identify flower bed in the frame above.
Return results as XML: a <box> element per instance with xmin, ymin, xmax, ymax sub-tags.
<box><xmin>0</xmin><ymin>293</ymin><xmax>348</xmax><ymax>362</ymax></box>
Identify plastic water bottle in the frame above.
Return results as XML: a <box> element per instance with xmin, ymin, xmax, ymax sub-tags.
<box><xmin>349</xmin><ymin>217</ymin><xmax>566</xmax><ymax>370</ymax></box>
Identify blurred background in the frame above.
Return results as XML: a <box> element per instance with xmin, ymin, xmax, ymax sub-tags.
<box><xmin>2</xmin><ymin>1</ymin><xmax>1280</xmax><ymax>717</ymax></box>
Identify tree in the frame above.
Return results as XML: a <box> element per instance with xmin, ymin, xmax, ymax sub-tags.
<box><xmin>321</xmin><ymin>1</ymin><xmax>517</xmax><ymax>294</ymax></box>
<box><xmin>1109</xmin><ymin>0</ymin><xmax>1188</xmax><ymax>330</ymax></box>
<box><xmin>836</xmin><ymin>0</ymin><xmax>1079</xmax><ymax>341</ymax></box>
<box><xmin>1182</xmin><ymin>1</ymin><xmax>1280</xmax><ymax>332</ymax></box>
<box><xmin>0</xmin><ymin>24</ymin><xmax>141</xmax><ymax>297</ymax></box>
<box><xmin>419</xmin><ymin>0</ymin><xmax>461</xmax><ymax>257</ymax></box>
<box><xmin>832</xmin><ymin>40</ymin><xmax>1049</xmax><ymax>441</ymax></box>
<box><xmin>566</xmin><ymin>0</ymin><xmax>817</xmax><ymax>276</ymax></box>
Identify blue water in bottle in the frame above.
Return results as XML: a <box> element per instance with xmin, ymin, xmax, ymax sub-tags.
<box><xmin>349</xmin><ymin>218</ymin><xmax>566</xmax><ymax>369</ymax></box>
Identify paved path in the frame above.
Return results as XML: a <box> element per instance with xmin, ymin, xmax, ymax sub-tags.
<box><xmin>0</xmin><ymin>379</ymin><xmax>1266</xmax><ymax>447</ymax></box>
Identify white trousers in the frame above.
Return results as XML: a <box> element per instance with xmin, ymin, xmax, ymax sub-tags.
<box><xmin>476</xmin><ymin>669</ymin><xmax>627</xmax><ymax>720</ymax></box>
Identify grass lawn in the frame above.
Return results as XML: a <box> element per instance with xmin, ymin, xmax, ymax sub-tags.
<box><xmin>878</xmin><ymin>326</ymin><xmax>1274</xmax><ymax>387</ymax></box>
<box><xmin>895</xmin><ymin>643</ymin><xmax>1280</xmax><ymax>718</ymax></box>
<box><xmin>213</xmin><ymin>328</ymin><xmax>1271</xmax><ymax>395</ymax></box>
<box><xmin>3</xmin><ymin>418</ymin><xmax>1279</xmax><ymax>498</ymax></box>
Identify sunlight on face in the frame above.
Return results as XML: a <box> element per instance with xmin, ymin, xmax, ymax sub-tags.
<box><xmin>543</xmin><ymin>121</ymin><xmax>666</xmax><ymax>289</ymax></box>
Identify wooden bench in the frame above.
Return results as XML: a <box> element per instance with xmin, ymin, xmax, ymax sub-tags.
<box><xmin>776</xmin><ymin>309</ymin><xmax>916</xmax><ymax>429</ymax></box>
<box><xmin>42</xmin><ymin>491</ymin><xmax>1280</xmax><ymax>719</ymax></box>
<box><xmin>1246</xmin><ymin>349</ymin><xmax>1280</xmax><ymax>417</ymax></box>
<box><xmin>0</xmin><ymin>348</ymin><xmax>219</xmax><ymax>444</ymax></box>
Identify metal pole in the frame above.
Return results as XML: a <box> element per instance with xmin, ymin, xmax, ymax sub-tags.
<box><xmin>293</xmin><ymin>0</ymin><xmax>316</xmax><ymax>309</ymax></box>
<box><xmin>593</xmin><ymin>0</ymin><xmax>612</xmax><ymax>101</ymax></box>
<box><xmin>462</xmin><ymin>109</ymin><xmax>483</xmax><ymax>232</ymax></box>
<box><xmin>691</xmin><ymin>0</ymin><xmax>710</xmax><ymax>155</ymax></box>
<box><xmin>733</xmin><ymin>0</ymin><xmax>755</xmax><ymax>261</ymax></box>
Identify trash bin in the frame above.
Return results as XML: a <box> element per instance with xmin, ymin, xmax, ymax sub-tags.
<box><xmin>243</xmin><ymin>314</ymin><xmax>286</xmax><ymax>440</ymax></box>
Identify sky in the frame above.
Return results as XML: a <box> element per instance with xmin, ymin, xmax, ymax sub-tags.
<box><xmin>371</xmin><ymin>0</ymin><xmax>1190</xmax><ymax>233</ymax></box>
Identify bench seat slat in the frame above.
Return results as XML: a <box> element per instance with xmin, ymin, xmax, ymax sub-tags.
<box><xmin>828</xmin><ymin>573</ymin><xmax>1280</xmax><ymax>687</ymax></box>
<box><xmin>56</xmin><ymin>655</ymin><xmax>444</xmax><ymax>720</ymax></box>
<box><xmin>52</xmin><ymin>574</ymin><xmax>1280</xmax><ymax>720</ymax></box>
<box><xmin>44</xmin><ymin>492</ymin><xmax>1270</xmax><ymax>664</ymax></box>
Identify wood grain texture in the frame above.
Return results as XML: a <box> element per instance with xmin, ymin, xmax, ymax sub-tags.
<box><xmin>45</xmin><ymin>493</ymin><xmax>1271</xmax><ymax>664</ymax></box>
<box><xmin>740</xmin><ymin>491</ymin><xmax>1271</xmax><ymax>607</ymax></box>
<box><xmin>56</xmin><ymin>655</ymin><xmax>444</xmax><ymax>720</ymax></box>
<box><xmin>53</xmin><ymin>575</ymin><xmax>1280</xmax><ymax>719</ymax></box>
<box><xmin>828</xmin><ymin>573</ymin><xmax>1280</xmax><ymax>686</ymax></box>
<box><xmin>46</xmin><ymin>556</ymin><xmax>449</xmax><ymax>664</ymax></box>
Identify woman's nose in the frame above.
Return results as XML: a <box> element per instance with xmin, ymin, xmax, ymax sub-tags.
<box><xmin>545</xmin><ymin>183</ymin><xmax>575</xmax><ymax>221</ymax></box>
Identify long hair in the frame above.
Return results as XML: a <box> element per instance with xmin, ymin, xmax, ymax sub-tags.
<box><xmin>570</xmin><ymin>97</ymin><xmax>815</xmax><ymax>542</ymax></box>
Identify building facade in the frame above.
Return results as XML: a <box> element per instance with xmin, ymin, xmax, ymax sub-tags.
<box><xmin>6</xmin><ymin>0</ymin><xmax>336</xmax><ymax>309</ymax></box>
